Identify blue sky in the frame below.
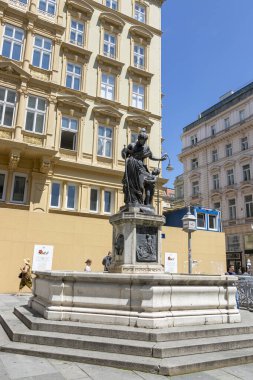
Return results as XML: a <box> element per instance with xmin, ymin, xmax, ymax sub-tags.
<box><xmin>161</xmin><ymin>0</ymin><xmax>253</xmax><ymax>186</ymax></box>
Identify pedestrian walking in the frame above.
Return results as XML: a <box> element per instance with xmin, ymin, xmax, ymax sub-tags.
<box><xmin>102</xmin><ymin>251</ymin><xmax>112</xmax><ymax>272</ymax></box>
<box><xmin>18</xmin><ymin>258</ymin><xmax>32</xmax><ymax>295</ymax></box>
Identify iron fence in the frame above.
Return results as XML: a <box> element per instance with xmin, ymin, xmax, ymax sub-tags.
<box><xmin>237</xmin><ymin>276</ymin><xmax>253</xmax><ymax>311</ymax></box>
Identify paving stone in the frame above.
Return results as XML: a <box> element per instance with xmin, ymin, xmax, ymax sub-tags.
<box><xmin>49</xmin><ymin>360</ymin><xmax>90</xmax><ymax>379</ymax></box>
<box><xmin>77</xmin><ymin>362</ymin><xmax>144</xmax><ymax>380</ymax></box>
<box><xmin>222</xmin><ymin>363</ymin><xmax>253</xmax><ymax>380</ymax></box>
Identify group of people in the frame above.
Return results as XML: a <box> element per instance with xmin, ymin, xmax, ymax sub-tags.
<box><xmin>84</xmin><ymin>251</ymin><xmax>112</xmax><ymax>272</ymax></box>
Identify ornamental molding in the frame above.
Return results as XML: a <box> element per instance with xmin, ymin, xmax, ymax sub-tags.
<box><xmin>99</xmin><ymin>12</ymin><xmax>125</xmax><ymax>32</ymax></box>
<box><xmin>239</xmin><ymin>154</ymin><xmax>252</xmax><ymax>164</ymax></box>
<box><xmin>125</xmin><ymin>114</ymin><xmax>153</xmax><ymax>128</ymax></box>
<box><xmin>129</xmin><ymin>25</ymin><xmax>153</xmax><ymax>42</ymax></box>
<box><xmin>57</xmin><ymin>94</ymin><xmax>89</xmax><ymax>112</ymax></box>
<box><xmin>0</xmin><ymin>60</ymin><xmax>31</xmax><ymax>79</ymax></box>
<box><xmin>9</xmin><ymin>150</ymin><xmax>20</xmax><ymax>170</ymax></box>
<box><xmin>66</xmin><ymin>0</ymin><xmax>94</xmax><ymax>19</ymax></box>
<box><xmin>40</xmin><ymin>157</ymin><xmax>51</xmax><ymax>174</ymax></box>
<box><xmin>223</xmin><ymin>159</ymin><xmax>235</xmax><ymax>169</ymax></box>
<box><xmin>93</xmin><ymin>104</ymin><xmax>123</xmax><ymax>120</ymax></box>
<box><xmin>127</xmin><ymin>65</ymin><xmax>153</xmax><ymax>83</ymax></box>
<box><xmin>96</xmin><ymin>54</ymin><xmax>124</xmax><ymax>72</ymax></box>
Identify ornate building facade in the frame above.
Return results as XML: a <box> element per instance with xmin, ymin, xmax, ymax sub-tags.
<box><xmin>0</xmin><ymin>0</ymin><xmax>165</xmax><ymax>290</ymax></box>
<box><xmin>179</xmin><ymin>82</ymin><xmax>253</xmax><ymax>272</ymax></box>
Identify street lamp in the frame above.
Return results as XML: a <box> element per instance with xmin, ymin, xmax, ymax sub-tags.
<box><xmin>182</xmin><ymin>206</ymin><xmax>197</xmax><ymax>274</ymax></box>
<box><xmin>247</xmin><ymin>258</ymin><xmax>251</xmax><ymax>273</ymax></box>
<box><xmin>156</xmin><ymin>156</ymin><xmax>173</xmax><ymax>214</ymax></box>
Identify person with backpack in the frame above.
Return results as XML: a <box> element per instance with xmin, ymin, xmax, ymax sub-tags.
<box><xmin>102</xmin><ymin>251</ymin><xmax>112</xmax><ymax>272</ymax></box>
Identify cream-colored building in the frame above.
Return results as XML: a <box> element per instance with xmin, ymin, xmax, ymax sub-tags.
<box><xmin>0</xmin><ymin>0</ymin><xmax>166</xmax><ymax>292</ymax></box>
<box><xmin>179</xmin><ymin>82</ymin><xmax>253</xmax><ymax>272</ymax></box>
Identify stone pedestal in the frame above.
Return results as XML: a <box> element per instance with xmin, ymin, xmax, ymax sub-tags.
<box><xmin>109</xmin><ymin>207</ymin><xmax>165</xmax><ymax>273</ymax></box>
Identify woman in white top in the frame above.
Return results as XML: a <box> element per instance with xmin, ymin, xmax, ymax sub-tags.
<box><xmin>84</xmin><ymin>259</ymin><xmax>92</xmax><ymax>272</ymax></box>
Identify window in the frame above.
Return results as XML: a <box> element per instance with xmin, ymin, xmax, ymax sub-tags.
<box><xmin>245</xmin><ymin>195</ymin><xmax>253</xmax><ymax>218</ymax></box>
<box><xmin>197</xmin><ymin>213</ymin><xmax>205</xmax><ymax>228</ymax></box>
<box><xmin>224</xmin><ymin>117</ymin><xmax>230</xmax><ymax>129</ymax></box>
<box><xmin>212</xmin><ymin>149</ymin><xmax>218</xmax><ymax>162</ymax></box>
<box><xmin>103</xmin><ymin>33</ymin><xmax>116</xmax><ymax>59</ymax></box>
<box><xmin>38</xmin><ymin>0</ymin><xmax>56</xmax><ymax>16</ymax></box>
<box><xmin>0</xmin><ymin>87</ymin><xmax>16</xmax><ymax>127</ymax></box>
<box><xmin>213</xmin><ymin>174</ymin><xmax>219</xmax><ymax>190</ymax></box>
<box><xmin>0</xmin><ymin>171</ymin><xmax>7</xmax><ymax>201</ymax></box>
<box><xmin>70</xmin><ymin>19</ymin><xmax>84</xmax><ymax>46</ymax></box>
<box><xmin>191</xmin><ymin>158</ymin><xmax>198</xmax><ymax>169</ymax></box>
<box><xmin>50</xmin><ymin>182</ymin><xmax>61</xmax><ymax>208</ymax></box>
<box><xmin>2</xmin><ymin>24</ymin><xmax>24</xmax><ymax>61</ymax></box>
<box><xmin>131</xmin><ymin>131</ymin><xmax>138</xmax><ymax>144</ymax></box>
<box><xmin>241</xmin><ymin>136</ymin><xmax>248</xmax><ymax>151</ymax></box>
<box><xmin>106</xmin><ymin>0</ymin><xmax>118</xmax><ymax>10</ymax></box>
<box><xmin>90</xmin><ymin>188</ymin><xmax>99</xmax><ymax>212</ymax></box>
<box><xmin>66</xmin><ymin>63</ymin><xmax>81</xmax><ymax>91</ymax></box>
<box><xmin>132</xmin><ymin>83</ymin><xmax>144</xmax><ymax>109</ymax></box>
<box><xmin>192</xmin><ymin>181</ymin><xmax>199</xmax><ymax>196</ymax></box>
<box><xmin>228</xmin><ymin>199</ymin><xmax>236</xmax><ymax>220</ymax></box>
<box><xmin>66</xmin><ymin>184</ymin><xmax>77</xmax><ymax>210</ymax></box>
<box><xmin>209</xmin><ymin>215</ymin><xmax>217</xmax><ymax>230</ymax></box>
<box><xmin>191</xmin><ymin>135</ymin><xmax>198</xmax><ymax>146</ymax></box>
<box><xmin>135</xmin><ymin>2</ymin><xmax>146</xmax><ymax>22</ymax></box>
<box><xmin>227</xmin><ymin>169</ymin><xmax>234</xmax><ymax>186</ymax></box>
<box><xmin>213</xmin><ymin>202</ymin><xmax>220</xmax><ymax>210</ymax></box>
<box><xmin>104</xmin><ymin>190</ymin><xmax>113</xmax><ymax>213</ymax></box>
<box><xmin>60</xmin><ymin>117</ymin><xmax>78</xmax><ymax>150</ymax></box>
<box><xmin>32</xmin><ymin>35</ymin><xmax>52</xmax><ymax>70</ymax></box>
<box><xmin>243</xmin><ymin>164</ymin><xmax>251</xmax><ymax>181</ymax></box>
<box><xmin>11</xmin><ymin>173</ymin><xmax>27</xmax><ymax>203</ymax></box>
<box><xmin>227</xmin><ymin>235</ymin><xmax>240</xmax><ymax>252</ymax></box>
<box><xmin>239</xmin><ymin>109</ymin><xmax>245</xmax><ymax>122</ymax></box>
<box><xmin>211</xmin><ymin>125</ymin><xmax>216</xmax><ymax>136</ymax></box>
<box><xmin>134</xmin><ymin>44</ymin><xmax>145</xmax><ymax>69</ymax></box>
<box><xmin>101</xmin><ymin>73</ymin><xmax>115</xmax><ymax>101</ymax></box>
<box><xmin>225</xmin><ymin>143</ymin><xmax>232</xmax><ymax>157</ymax></box>
<box><xmin>97</xmin><ymin>125</ymin><xmax>113</xmax><ymax>158</ymax></box>
<box><xmin>25</xmin><ymin>96</ymin><xmax>46</xmax><ymax>134</ymax></box>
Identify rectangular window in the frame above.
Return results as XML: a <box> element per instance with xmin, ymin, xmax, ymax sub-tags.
<box><xmin>190</xmin><ymin>135</ymin><xmax>198</xmax><ymax>146</ymax></box>
<box><xmin>32</xmin><ymin>35</ymin><xmax>52</xmax><ymax>70</ymax></box>
<box><xmin>197</xmin><ymin>213</ymin><xmax>205</xmax><ymax>228</ymax></box>
<box><xmin>243</xmin><ymin>164</ymin><xmax>251</xmax><ymax>181</ymax></box>
<box><xmin>227</xmin><ymin>169</ymin><xmax>234</xmax><ymax>186</ymax></box>
<box><xmin>66</xmin><ymin>184</ymin><xmax>77</xmax><ymax>210</ymax></box>
<box><xmin>0</xmin><ymin>171</ymin><xmax>7</xmax><ymax>201</ymax></box>
<box><xmin>226</xmin><ymin>143</ymin><xmax>232</xmax><ymax>157</ymax></box>
<box><xmin>241</xmin><ymin>136</ymin><xmax>248</xmax><ymax>151</ymax></box>
<box><xmin>228</xmin><ymin>199</ymin><xmax>236</xmax><ymax>220</ymax></box>
<box><xmin>213</xmin><ymin>174</ymin><xmax>219</xmax><ymax>190</ymax></box>
<box><xmin>70</xmin><ymin>19</ymin><xmax>84</xmax><ymax>46</ymax></box>
<box><xmin>103</xmin><ymin>32</ymin><xmax>116</xmax><ymax>59</ymax></box>
<box><xmin>192</xmin><ymin>181</ymin><xmax>199</xmax><ymax>196</ymax></box>
<box><xmin>212</xmin><ymin>149</ymin><xmax>218</xmax><ymax>162</ymax></box>
<box><xmin>90</xmin><ymin>188</ymin><xmax>99</xmax><ymax>212</ymax></box>
<box><xmin>0</xmin><ymin>87</ymin><xmax>16</xmax><ymax>127</ymax></box>
<box><xmin>227</xmin><ymin>235</ymin><xmax>240</xmax><ymax>252</ymax></box>
<box><xmin>135</xmin><ymin>3</ymin><xmax>145</xmax><ymax>22</ymax></box>
<box><xmin>25</xmin><ymin>96</ymin><xmax>46</xmax><ymax>134</ymax></box>
<box><xmin>104</xmin><ymin>190</ymin><xmax>112</xmax><ymax>213</ymax></box>
<box><xmin>245</xmin><ymin>195</ymin><xmax>253</xmax><ymax>218</ymax></box>
<box><xmin>224</xmin><ymin>117</ymin><xmax>230</xmax><ymax>129</ymax></box>
<box><xmin>134</xmin><ymin>44</ymin><xmax>145</xmax><ymax>69</ymax></box>
<box><xmin>66</xmin><ymin>63</ymin><xmax>81</xmax><ymax>91</ymax></box>
<box><xmin>239</xmin><ymin>109</ymin><xmax>245</xmax><ymax>122</ymax></box>
<box><xmin>191</xmin><ymin>158</ymin><xmax>198</xmax><ymax>169</ymax></box>
<box><xmin>50</xmin><ymin>182</ymin><xmax>61</xmax><ymax>208</ymax></box>
<box><xmin>11</xmin><ymin>173</ymin><xmax>27</xmax><ymax>203</ymax></box>
<box><xmin>2</xmin><ymin>24</ymin><xmax>24</xmax><ymax>61</ymax></box>
<box><xmin>101</xmin><ymin>73</ymin><xmax>115</xmax><ymax>101</ymax></box>
<box><xmin>131</xmin><ymin>132</ymin><xmax>138</xmax><ymax>144</ymax></box>
<box><xmin>132</xmin><ymin>83</ymin><xmax>144</xmax><ymax>109</ymax></box>
<box><xmin>213</xmin><ymin>202</ymin><xmax>220</xmax><ymax>210</ymax></box>
<box><xmin>211</xmin><ymin>125</ymin><xmax>216</xmax><ymax>136</ymax></box>
<box><xmin>97</xmin><ymin>125</ymin><xmax>112</xmax><ymax>158</ymax></box>
<box><xmin>60</xmin><ymin>117</ymin><xmax>78</xmax><ymax>150</ymax></box>
<box><xmin>209</xmin><ymin>215</ymin><xmax>217</xmax><ymax>230</ymax></box>
<box><xmin>38</xmin><ymin>0</ymin><xmax>56</xmax><ymax>16</ymax></box>
<box><xmin>106</xmin><ymin>0</ymin><xmax>118</xmax><ymax>10</ymax></box>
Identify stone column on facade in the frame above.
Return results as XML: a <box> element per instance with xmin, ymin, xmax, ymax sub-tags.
<box><xmin>51</xmin><ymin>37</ymin><xmax>62</xmax><ymax>83</ymax></box>
<box><xmin>0</xmin><ymin>5</ymin><xmax>7</xmax><ymax>40</ymax></box>
<box><xmin>113</xmin><ymin>124</ymin><xmax>119</xmax><ymax>168</ymax></box>
<box><xmin>23</xmin><ymin>24</ymin><xmax>34</xmax><ymax>71</ymax></box>
<box><xmin>92</xmin><ymin>120</ymin><xmax>98</xmax><ymax>164</ymax></box>
<box><xmin>46</xmin><ymin>96</ymin><xmax>57</xmax><ymax>148</ymax></box>
<box><xmin>29</xmin><ymin>0</ymin><xmax>37</xmax><ymax>13</ymax></box>
<box><xmin>78</xmin><ymin>116</ymin><xmax>85</xmax><ymax>159</ymax></box>
<box><xmin>15</xmin><ymin>89</ymin><xmax>27</xmax><ymax>141</ymax></box>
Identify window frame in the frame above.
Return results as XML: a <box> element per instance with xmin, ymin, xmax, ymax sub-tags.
<box><xmin>103</xmin><ymin>32</ymin><xmax>116</xmax><ymax>59</ymax></box>
<box><xmin>191</xmin><ymin>158</ymin><xmax>198</xmax><ymax>170</ymax></box>
<box><xmin>245</xmin><ymin>195</ymin><xmax>253</xmax><ymax>218</ymax></box>
<box><xmin>97</xmin><ymin>125</ymin><xmax>113</xmax><ymax>158</ymax></box>
<box><xmin>38</xmin><ymin>0</ymin><xmax>56</xmax><ymax>16</ymax></box>
<box><xmin>10</xmin><ymin>172</ymin><xmax>28</xmax><ymax>204</ymax></box>
<box><xmin>133</xmin><ymin>43</ymin><xmax>145</xmax><ymax>70</ymax></box>
<box><xmin>100</xmin><ymin>72</ymin><xmax>115</xmax><ymax>101</ymax></box>
<box><xmin>50</xmin><ymin>181</ymin><xmax>61</xmax><ymax>208</ymax></box>
<box><xmin>65</xmin><ymin>183</ymin><xmax>78</xmax><ymax>210</ymax></box>
<box><xmin>212</xmin><ymin>149</ymin><xmax>218</xmax><ymax>162</ymax></box>
<box><xmin>213</xmin><ymin>173</ymin><xmax>219</xmax><ymax>190</ymax></box>
<box><xmin>0</xmin><ymin>170</ymin><xmax>8</xmax><ymax>201</ymax></box>
<box><xmin>132</xmin><ymin>82</ymin><xmax>145</xmax><ymax>110</ymax></box>
<box><xmin>60</xmin><ymin>116</ymin><xmax>78</xmax><ymax>151</ymax></box>
<box><xmin>239</xmin><ymin>109</ymin><xmax>245</xmax><ymax>122</ymax></box>
<box><xmin>227</xmin><ymin>168</ymin><xmax>234</xmax><ymax>186</ymax></box>
<box><xmin>1</xmin><ymin>24</ymin><xmax>24</xmax><ymax>61</ymax></box>
<box><xmin>106</xmin><ymin>0</ymin><xmax>118</xmax><ymax>10</ymax></box>
<box><xmin>192</xmin><ymin>181</ymin><xmax>199</xmax><ymax>196</ymax></box>
<box><xmin>90</xmin><ymin>187</ymin><xmax>99</xmax><ymax>213</ymax></box>
<box><xmin>241</xmin><ymin>136</ymin><xmax>248</xmax><ymax>151</ymax></box>
<box><xmin>196</xmin><ymin>212</ymin><xmax>206</xmax><ymax>230</ymax></box>
<box><xmin>225</xmin><ymin>143</ymin><xmax>232</xmax><ymax>157</ymax></box>
<box><xmin>32</xmin><ymin>34</ymin><xmax>52</xmax><ymax>70</ymax></box>
<box><xmin>69</xmin><ymin>18</ymin><xmax>85</xmax><ymax>47</ymax></box>
<box><xmin>0</xmin><ymin>87</ymin><xmax>16</xmax><ymax>127</ymax></box>
<box><xmin>134</xmin><ymin>2</ymin><xmax>146</xmax><ymax>23</ymax></box>
<box><xmin>224</xmin><ymin>117</ymin><xmax>230</xmax><ymax>129</ymax></box>
<box><xmin>228</xmin><ymin>198</ymin><xmax>236</xmax><ymax>220</ymax></box>
<box><xmin>25</xmin><ymin>95</ymin><xmax>47</xmax><ymax>134</ymax></box>
<box><xmin>243</xmin><ymin>164</ymin><xmax>251</xmax><ymax>182</ymax></box>
<box><xmin>103</xmin><ymin>189</ymin><xmax>114</xmax><ymax>214</ymax></box>
<box><xmin>66</xmin><ymin>62</ymin><xmax>82</xmax><ymax>91</ymax></box>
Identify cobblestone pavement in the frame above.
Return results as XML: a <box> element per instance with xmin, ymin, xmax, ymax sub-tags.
<box><xmin>0</xmin><ymin>294</ymin><xmax>253</xmax><ymax>380</ymax></box>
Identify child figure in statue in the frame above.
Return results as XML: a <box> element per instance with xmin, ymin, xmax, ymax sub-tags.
<box><xmin>122</xmin><ymin>128</ymin><xmax>167</xmax><ymax>207</ymax></box>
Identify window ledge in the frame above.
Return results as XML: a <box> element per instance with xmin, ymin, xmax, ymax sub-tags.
<box><xmin>0</xmin><ymin>125</ymin><xmax>14</xmax><ymax>132</ymax></box>
<box><xmin>49</xmin><ymin>208</ymin><xmax>110</xmax><ymax>219</ymax></box>
<box><xmin>59</xmin><ymin>148</ymin><xmax>77</xmax><ymax>158</ymax></box>
<box><xmin>22</xmin><ymin>130</ymin><xmax>46</xmax><ymax>139</ymax></box>
<box><xmin>128</xmin><ymin>65</ymin><xmax>153</xmax><ymax>82</ymax></box>
<box><xmin>97</xmin><ymin>54</ymin><xmax>124</xmax><ymax>72</ymax></box>
<box><xmin>62</xmin><ymin>42</ymin><xmax>92</xmax><ymax>60</ymax></box>
<box><xmin>97</xmin><ymin>155</ymin><xmax>113</xmax><ymax>164</ymax></box>
<box><xmin>0</xmin><ymin>202</ymin><xmax>29</xmax><ymax>210</ymax></box>
<box><xmin>128</xmin><ymin>106</ymin><xmax>151</xmax><ymax>116</ymax></box>
<box><xmin>29</xmin><ymin>64</ymin><xmax>52</xmax><ymax>75</ymax></box>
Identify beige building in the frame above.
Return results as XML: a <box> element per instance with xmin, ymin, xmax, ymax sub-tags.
<box><xmin>179</xmin><ymin>82</ymin><xmax>253</xmax><ymax>272</ymax></box>
<box><xmin>0</xmin><ymin>0</ymin><xmax>167</xmax><ymax>292</ymax></box>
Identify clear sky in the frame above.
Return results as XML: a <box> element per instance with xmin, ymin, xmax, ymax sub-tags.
<box><xmin>161</xmin><ymin>0</ymin><xmax>253</xmax><ymax>187</ymax></box>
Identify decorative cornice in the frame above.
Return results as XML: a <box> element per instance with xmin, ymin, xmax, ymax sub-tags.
<box><xmin>99</xmin><ymin>11</ymin><xmax>125</xmax><ymax>32</ymax></box>
<box><xmin>57</xmin><ymin>94</ymin><xmax>89</xmax><ymax>112</ymax></box>
<box><xmin>93</xmin><ymin>104</ymin><xmax>123</xmax><ymax>120</ymax></box>
<box><xmin>127</xmin><ymin>65</ymin><xmax>153</xmax><ymax>82</ymax></box>
<box><xmin>96</xmin><ymin>54</ymin><xmax>124</xmax><ymax>72</ymax></box>
<box><xmin>129</xmin><ymin>25</ymin><xmax>153</xmax><ymax>42</ymax></box>
<box><xmin>61</xmin><ymin>42</ymin><xmax>92</xmax><ymax>61</ymax></box>
<box><xmin>125</xmin><ymin>114</ymin><xmax>153</xmax><ymax>128</ymax></box>
<box><xmin>0</xmin><ymin>60</ymin><xmax>31</xmax><ymax>79</ymax></box>
<box><xmin>66</xmin><ymin>0</ymin><xmax>94</xmax><ymax>19</ymax></box>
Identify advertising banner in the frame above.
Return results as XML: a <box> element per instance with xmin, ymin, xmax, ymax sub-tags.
<box><xmin>32</xmin><ymin>245</ymin><xmax>54</xmax><ymax>272</ymax></box>
<box><xmin>164</xmin><ymin>252</ymin><xmax>178</xmax><ymax>273</ymax></box>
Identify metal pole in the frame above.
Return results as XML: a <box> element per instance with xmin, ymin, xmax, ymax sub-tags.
<box><xmin>188</xmin><ymin>231</ymin><xmax>192</xmax><ymax>274</ymax></box>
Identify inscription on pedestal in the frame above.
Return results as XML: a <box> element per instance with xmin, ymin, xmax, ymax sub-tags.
<box><xmin>136</xmin><ymin>226</ymin><xmax>158</xmax><ymax>262</ymax></box>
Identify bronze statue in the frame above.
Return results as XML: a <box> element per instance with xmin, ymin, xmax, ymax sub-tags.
<box><xmin>122</xmin><ymin>128</ymin><xmax>167</xmax><ymax>207</ymax></box>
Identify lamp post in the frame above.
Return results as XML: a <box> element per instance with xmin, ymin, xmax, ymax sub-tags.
<box><xmin>156</xmin><ymin>157</ymin><xmax>173</xmax><ymax>214</ymax></box>
<box><xmin>182</xmin><ymin>206</ymin><xmax>197</xmax><ymax>274</ymax></box>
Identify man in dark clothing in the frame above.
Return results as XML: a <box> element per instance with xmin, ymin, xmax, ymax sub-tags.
<box><xmin>225</xmin><ymin>265</ymin><xmax>236</xmax><ymax>275</ymax></box>
<box><xmin>102</xmin><ymin>251</ymin><xmax>112</xmax><ymax>272</ymax></box>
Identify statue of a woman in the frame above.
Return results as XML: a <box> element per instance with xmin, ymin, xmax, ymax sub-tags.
<box><xmin>122</xmin><ymin>128</ymin><xmax>167</xmax><ymax>207</ymax></box>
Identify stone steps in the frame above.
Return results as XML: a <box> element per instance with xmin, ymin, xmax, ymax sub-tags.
<box><xmin>1</xmin><ymin>306</ymin><xmax>253</xmax><ymax>376</ymax></box>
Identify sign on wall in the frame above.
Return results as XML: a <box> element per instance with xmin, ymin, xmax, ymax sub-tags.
<box><xmin>32</xmin><ymin>245</ymin><xmax>54</xmax><ymax>272</ymax></box>
<box><xmin>164</xmin><ymin>252</ymin><xmax>178</xmax><ymax>273</ymax></box>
